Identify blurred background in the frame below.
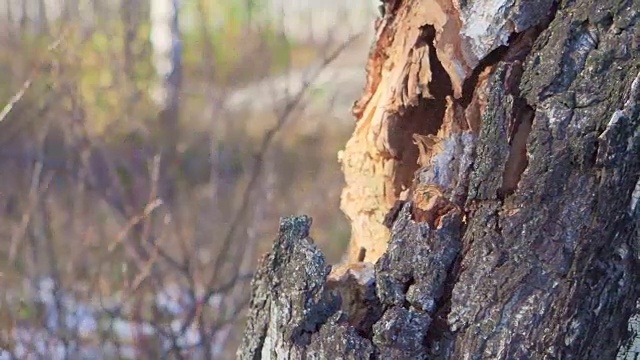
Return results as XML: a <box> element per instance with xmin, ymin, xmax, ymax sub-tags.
<box><xmin>0</xmin><ymin>0</ymin><xmax>377</xmax><ymax>358</ymax></box>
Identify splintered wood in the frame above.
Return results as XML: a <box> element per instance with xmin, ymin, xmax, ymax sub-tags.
<box><xmin>340</xmin><ymin>0</ymin><xmax>467</xmax><ymax>263</ymax></box>
<box><xmin>338</xmin><ymin>0</ymin><xmax>528</xmax><ymax>263</ymax></box>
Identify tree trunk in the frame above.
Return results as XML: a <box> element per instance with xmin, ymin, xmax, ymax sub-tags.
<box><xmin>239</xmin><ymin>0</ymin><xmax>640</xmax><ymax>358</ymax></box>
<box><xmin>150</xmin><ymin>0</ymin><xmax>182</xmax><ymax>203</ymax></box>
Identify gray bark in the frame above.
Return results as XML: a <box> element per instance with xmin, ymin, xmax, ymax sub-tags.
<box><xmin>239</xmin><ymin>0</ymin><xmax>640</xmax><ymax>359</ymax></box>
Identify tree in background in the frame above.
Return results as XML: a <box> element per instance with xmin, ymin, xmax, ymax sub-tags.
<box><xmin>150</xmin><ymin>0</ymin><xmax>182</xmax><ymax>202</ymax></box>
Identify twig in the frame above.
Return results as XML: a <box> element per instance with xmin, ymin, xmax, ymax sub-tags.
<box><xmin>175</xmin><ymin>34</ymin><xmax>363</xmax><ymax>337</ymax></box>
<box><xmin>8</xmin><ymin>161</ymin><xmax>54</xmax><ymax>263</ymax></box>
<box><xmin>0</xmin><ymin>78</ymin><xmax>33</xmax><ymax>123</ymax></box>
<box><xmin>0</xmin><ymin>34</ymin><xmax>65</xmax><ymax>123</ymax></box>
<box><xmin>211</xmin><ymin>33</ymin><xmax>361</xmax><ymax>289</ymax></box>
<box><xmin>107</xmin><ymin>199</ymin><xmax>164</xmax><ymax>253</ymax></box>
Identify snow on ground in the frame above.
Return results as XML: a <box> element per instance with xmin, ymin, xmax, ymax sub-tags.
<box><xmin>0</xmin><ymin>277</ymin><xmax>230</xmax><ymax>359</ymax></box>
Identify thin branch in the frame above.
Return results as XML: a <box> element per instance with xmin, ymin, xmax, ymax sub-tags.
<box><xmin>170</xmin><ymin>35</ymin><xmax>363</xmax><ymax>339</ymax></box>
<box><xmin>0</xmin><ymin>34</ymin><xmax>65</xmax><ymax>123</ymax></box>
<box><xmin>210</xmin><ymin>34</ymin><xmax>361</xmax><ymax>284</ymax></box>
<box><xmin>107</xmin><ymin>199</ymin><xmax>164</xmax><ymax>253</ymax></box>
<box><xmin>8</xmin><ymin>161</ymin><xmax>54</xmax><ymax>264</ymax></box>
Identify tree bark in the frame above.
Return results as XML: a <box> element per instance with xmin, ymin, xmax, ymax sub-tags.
<box><xmin>239</xmin><ymin>0</ymin><xmax>640</xmax><ymax>358</ymax></box>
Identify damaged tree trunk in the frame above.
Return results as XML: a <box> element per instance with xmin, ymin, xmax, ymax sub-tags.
<box><xmin>239</xmin><ymin>0</ymin><xmax>640</xmax><ymax>359</ymax></box>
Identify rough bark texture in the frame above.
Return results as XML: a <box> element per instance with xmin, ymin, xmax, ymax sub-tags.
<box><xmin>338</xmin><ymin>0</ymin><xmax>560</xmax><ymax>264</ymax></box>
<box><xmin>240</xmin><ymin>0</ymin><xmax>640</xmax><ymax>358</ymax></box>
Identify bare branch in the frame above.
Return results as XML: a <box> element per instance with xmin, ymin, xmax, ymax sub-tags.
<box><xmin>0</xmin><ymin>34</ymin><xmax>65</xmax><ymax>123</ymax></box>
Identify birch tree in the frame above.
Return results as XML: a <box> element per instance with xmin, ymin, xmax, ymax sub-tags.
<box><xmin>150</xmin><ymin>0</ymin><xmax>182</xmax><ymax>201</ymax></box>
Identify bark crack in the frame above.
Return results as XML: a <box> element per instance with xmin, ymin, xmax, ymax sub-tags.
<box><xmin>413</xmin><ymin>5</ymin><xmax>561</xmax><ymax>354</ymax></box>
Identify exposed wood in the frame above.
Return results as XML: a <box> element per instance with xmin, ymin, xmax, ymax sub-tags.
<box><xmin>339</xmin><ymin>0</ymin><xmax>557</xmax><ymax>263</ymax></box>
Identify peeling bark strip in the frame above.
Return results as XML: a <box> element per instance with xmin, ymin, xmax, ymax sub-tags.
<box><xmin>241</xmin><ymin>0</ymin><xmax>640</xmax><ymax>359</ymax></box>
<box><xmin>339</xmin><ymin>0</ymin><xmax>555</xmax><ymax>263</ymax></box>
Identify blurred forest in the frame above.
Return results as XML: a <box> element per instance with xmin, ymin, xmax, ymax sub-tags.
<box><xmin>0</xmin><ymin>0</ymin><xmax>376</xmax><ymax>358</ymax></box>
